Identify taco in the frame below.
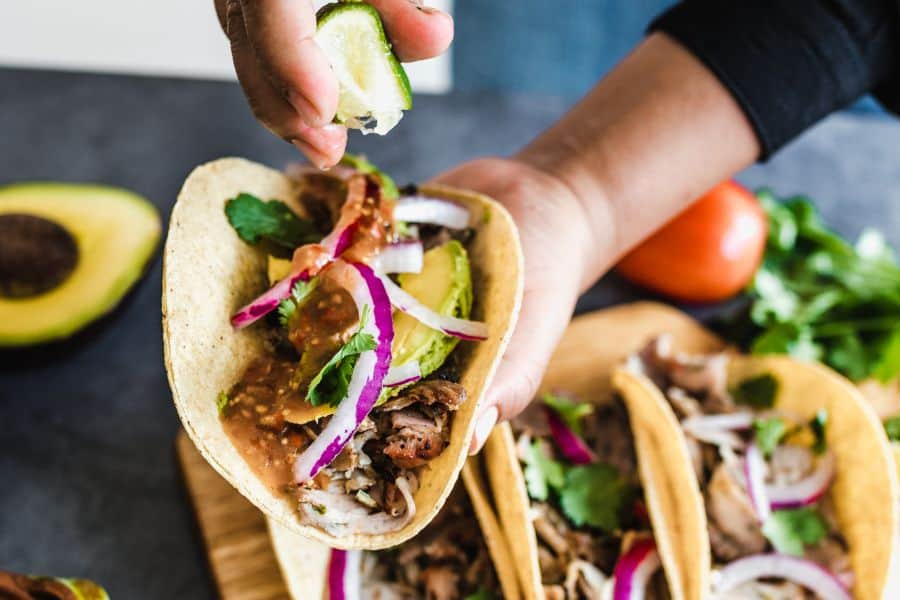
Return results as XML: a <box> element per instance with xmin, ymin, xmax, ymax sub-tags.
<box><xmin>483</xmin><ymin>392</ymin><xmax>690</xmax><ymax>600</ymax></box>
<box><xmin>268</xmin><ymin>458</ymin><xmax>520</xmax><ymax>599</ymax></box>
<box><xmin>163</xmin><ymin>156</ymin><xmax>522</xmax><ymax>549</ymax></box>
<box><xmin>614</xmin><ymin>336</ymin><xmax>899</xmax><ymax>599</ymax></box>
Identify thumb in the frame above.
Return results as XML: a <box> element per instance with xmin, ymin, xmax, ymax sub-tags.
<box><xmin>469</xmin><ymin>283</ymin><xmax>577</xmax><ymax>454</ymax></box>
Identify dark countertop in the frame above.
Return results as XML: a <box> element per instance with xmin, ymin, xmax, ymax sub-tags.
<box><xmin>2</xmin><ymin>67</ymin><xmax>899</xmax><ymax>599</ymax></box>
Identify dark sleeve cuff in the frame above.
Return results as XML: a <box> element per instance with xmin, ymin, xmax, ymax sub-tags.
<box><xmin>649</xmin><ymin>0</ymin><xmax>900</xmax><ymax>160</ymax></box>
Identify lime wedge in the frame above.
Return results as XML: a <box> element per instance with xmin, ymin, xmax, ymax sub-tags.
<box><xmin>316</xmin><ymin>2</ymin><xmax>412</xmax><ymax>135</ymax></box>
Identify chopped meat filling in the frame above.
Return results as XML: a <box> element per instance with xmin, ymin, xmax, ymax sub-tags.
<box><xmin>360</xmin><ymin>488</ymin><xmax>502</xmax><ymax>600</ymax></box>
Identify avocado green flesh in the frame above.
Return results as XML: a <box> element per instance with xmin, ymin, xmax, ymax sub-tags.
<box><xmin>0</xmin><ymin>183</ymin><xmax>161</xmax><ymax>346</ymax></box>
<box><xmin>391</xmin><ymin>240</ymin><xmax>472</xmax><ymax>380</ymax></box>
<box><xmin>63</xmin><ymin>578</ymin><xmax>110</xmax><ymax>600</ymax></box>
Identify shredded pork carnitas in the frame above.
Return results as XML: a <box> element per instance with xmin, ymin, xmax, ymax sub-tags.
<box><xmin>292</xmin><ymin>379</ymin><xmax>466</xmax><ymax>535</ymax></box>
<box><xmin>512</xmin><ymin>400</ymin><xmax>670</xmax><ymax>600</ymax></box>
<box><xmin>630</xmin><ymin>336</ymin><xmax>853</xmax><ymax>597</ymax></box>
<box><xmin>359</xmin><ymin>488</ymin><xmax>502</xmax><ymax>599</ymax></box>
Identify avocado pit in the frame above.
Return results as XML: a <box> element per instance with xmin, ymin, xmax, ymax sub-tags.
<box><xmin>0</xmin><ymin>213</ymin><xmax>78</xmax><ymax>298</ymax></box>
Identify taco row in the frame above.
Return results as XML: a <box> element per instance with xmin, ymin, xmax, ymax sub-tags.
<box><xmin>164</xmin><ymin>158</ymin><xmax>897</xmax><ymax>598</ymax></box>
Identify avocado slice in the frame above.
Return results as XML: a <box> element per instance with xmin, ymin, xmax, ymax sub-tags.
<box><xmin>0</xmin><ymin>183</ymin><xmax>160</xmax><ymax>346</ymax></box>
<box><xmin>391</xmin><ymin>239</ymin><xmax>472</xmax><ymax>379</ymax></box>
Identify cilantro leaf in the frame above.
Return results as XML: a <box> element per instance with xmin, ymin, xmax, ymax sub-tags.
<box><xmin>542</xmin><ymin>393</ymin><xmax>593</xmax><ymax>434</ymax></box>
<box><xmin>306</xmin><ymin>307</ymin><xmax>376</xmax><ymax>407</ymax></box>
<box><xmin>277</xmin><ymin>278</ymin><xmax>318</xmax><ymax>328</ymax></box>
<box><xmin>217</xmin><ymin>391</ymin><xmax>230</xmax><ymax>416</ymax></box>
<box><xmin>339</xmin><ymin>154</ymin><xmax>399</xmax><ymax>199</ymax></box>
<box><xmin>808</xmin><ymin>410</ymin><xmax>828</xmax><ymax>454</ymax></box>
<box><xmin>224</xmin><ymin>193</ymin><xmax>321</xmax><ymax>249</ymax></box>
<box><xmin>762</xmin><ymin>507</ymin><xmax>828</xmax><ymax>556</ymax></box>
<box><xmin>732</xmin><ymin>374</ymin><xmax>779</xmax><ymax>409</ymax></box>
<box><xmin>463</xmin><ymin>587</ymin><xmax>497</xmax><ymax>600</ymax></box>
<box><xmin>738</xmin><ymin>191</ymin><xmax>900</xmax><ymax>383</ymax></box>
<box><xmin>559</xmin><ymin>463</ymin><xmax>633</xmax><ymax>532</ymax></box>
<box><xmin>523</xmin><ymin>440</ymin><xmax>566</xmax><ymax>502</ymax></box>
<box><xmin>884</xmin><ymin>416</ymin><xmax>900</xmax><ymax>442</ymax></box>
<box><xmin>753</xmin><ymin>417</ymin><xmax>786</xmax><ymax>458</ymax></box>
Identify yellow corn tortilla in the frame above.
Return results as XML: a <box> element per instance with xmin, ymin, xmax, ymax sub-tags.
<box><xmin>614</xmin><ymin>354</ymin><xmax>900</xmax><ymax>600</ymax></box>
<box><xmin>482</xmin><ymin>303</ymin><xmax>726</xmax><ymax>600</ymax></box>
<box><xmin>162</xmin><ymin>157</ymin><xmax>523</xmax><ymax>549</ymax></box>
<box><xmin>267</xmin><ymin>456</ymin><xmax>521</xmax><ymax>600</ymax></box>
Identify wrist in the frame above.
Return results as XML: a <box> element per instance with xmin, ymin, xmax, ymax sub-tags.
<box><xmin>513</xmin><ymin>150</ymin><xmax>616</xmax><ymax>292</ymax></box>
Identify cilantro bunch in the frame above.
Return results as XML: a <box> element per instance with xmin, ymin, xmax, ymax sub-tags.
<box><xmin>742</xmin><ymin>191</ymin><xmax>900</xmax><ymax>382</ymax></box>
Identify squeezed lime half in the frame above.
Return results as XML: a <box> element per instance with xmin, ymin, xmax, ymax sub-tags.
<box><xmin>316</xmin><ymin>2</ymin><xmax>412</xmax><ymax>135</ymax></box>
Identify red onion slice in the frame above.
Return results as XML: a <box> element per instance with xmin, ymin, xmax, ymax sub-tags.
<box><xmin>327</xmin><ymin>548</ymin><xmax>361</xmax><ymax>600</ymax></box>
<box><xmin>766</xmin><ymin>451</ymin><xmax>835</xmax><ymax>510</ymax></box>
<box><xmin>612</xmin><ymin>538</ymin><xmax>661</xmax><ymax>600</ymax></box>
<box><xmin>394</xmin><ymin>196</ymin><xmax>470</xmax><ymax>229</ymax></box>
<box><xmin>544</xmin><ymin>406</ymin><xmax>595</xmax><ymax>465</ymax></box>
<box><xmin>293</xmin><ymin>262</ymin><xmax>394</xmax><ymax>483</ymax></box>
<box><xmin>375</xmin><ymin>241</ymin><xmax>423</xmax><ymax>274</ymax></box>
<box><xmin>230</xmin><ymin>269</ymin><xmax>311</xmax><ymax>329</ymax></box>
<box><xmin>383</xmin><ymin>361</ymin><xmax>421</xmax><ymax>387</ymax></box>
<box><xmin>715</xmin><ymin>554</ymin><xmax>851</xmax><ymax>600</ymax></box>
<box><xmin>376</xmin><ymin>273</ymin><xmax>488</xmax><ymax>341</ymax></box>
<box><xmin>743</xmin><ymin>443</ymin><xmax>772</xmax><ymax>522</ymax></box>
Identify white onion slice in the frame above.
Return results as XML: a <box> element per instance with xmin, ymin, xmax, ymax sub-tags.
<box><xmin>377</xmin><ymin>273</ymin><xmax>488</xmax><ymax>341</ymax></box>
<box><xmin>383</xmin><ymin>361</ymin><xmax>421</xmax><ymax>387</ymax></box>
<box><xmin>612</xmin><ymin>537</ymin><xmax>661</xmax><ymax>600</ymax></box>
<box><xmin>375</xmin><ymin>241</ymin><xmax>423</xmax><ymax>274</ymax></box>
<box><xmin>682</xmin><ymin>412</ymin><xmax>754</xmax><ymax>433</ymax></box>
<box><xmin>767</xmin><ymin>451</ymin><xmax>835</xmax><ymax>509</ymax></box>
<box><xmin>394</xmin><ymin>196</ymin><xmax>470</xmax><ymax>229</ymax></box>
<box><xmin>327</xmin><ymin>548</ymin><xmax>361</xmax><ymax>600</ymax></box>
<box><xmin>743</xmin><ymin>443</ymin><xmax>771</xmax><ymax>522</ymax></box>
<box><xmin>714</xmin><ymin>554</ymin><xmax>851</xmax><ymax>600</ymax></box>
<box><xmin>293</xmin><ymin>261</ymin><xmax>394</xmax><ymax>483</ymax></box>
<box><xmin>682</xmin><ymin>423</ymin><xmax>746</xmax><ymax>450</ymax></box>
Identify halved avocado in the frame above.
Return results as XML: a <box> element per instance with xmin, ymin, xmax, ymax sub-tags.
<box><xmin>0</xmin><ymin>183</ymin><xmax>160</xmax><ymax>346</ymax></box>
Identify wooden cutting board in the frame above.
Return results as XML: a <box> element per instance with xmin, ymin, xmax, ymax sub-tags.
<box><xmin>176</xmin><ymin>431</ymin><xmax>291</xmax><ymax>600</ymax></box>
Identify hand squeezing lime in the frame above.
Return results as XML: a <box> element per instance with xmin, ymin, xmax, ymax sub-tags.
<box><xmin>315</xmin><ymin>2</ymin><xmax>412</xmax><ymax>135</ymax></box>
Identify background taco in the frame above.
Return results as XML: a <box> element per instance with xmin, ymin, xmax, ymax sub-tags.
<box><xmin>614</xmin><ymin>342</ymin><xmax>899</xmax><ymax>599</ymax></box>
<box><xmin>267</xmin><ymin>458</ymin><xmax>520</xmax><ymax>599</ymax></box>
<box><xmin>478</xmin><ymin>303</ymin><xmax>727</xmax><ymax>600</ymax></box>
<box><xmin>163</xmin><ymin>157</ymin><xmax>522</xmax><ymax>549</ymax></box>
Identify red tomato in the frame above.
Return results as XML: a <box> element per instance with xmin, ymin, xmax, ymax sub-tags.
<box><xmin>616</xmin><ymin>180</ymin><xmax>767</xmax><ymax>303</ymax></box>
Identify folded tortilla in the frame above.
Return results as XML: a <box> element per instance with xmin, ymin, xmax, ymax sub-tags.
<box><xmin>267</xmin><ymin>457</ymin><xmax>521</xmax><ymax>600</ymax></box>
<box><xmin>479</xmin><ymin>303</ymin><xmax>727</xmax><ymax>600</ymax></box>
<box><xmin>162</xmin><ymin>157</ymin><xmax>523</xmax><ymax>549</ymax></box>
<box><xmin>613</xmin><ymin>354</ymin><xmax>900</xmax><ymax>600</ymax></box>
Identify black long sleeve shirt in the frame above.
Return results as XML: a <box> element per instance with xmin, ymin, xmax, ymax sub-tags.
<box><xmin>649</xmin><ymin>0</ymin><xmax>900</xmax><ymax>159</ymax></box>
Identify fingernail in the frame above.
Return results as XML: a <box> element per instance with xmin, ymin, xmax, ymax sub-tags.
<box><xmin>291</xmin><ymin>138</ymin><xmax>329</xmax><ymax>169</ymax></box>
<box><xmin>469</xmin><ymin>406</ymin><xmax>498</xmax><ymax>455</ymax></box>
<box><xmin>287</xmin><ymin>91</ymin><xmax>327</xmax><ymax>127</ymax></box>
<box><xmin>417</xmin><ymin>5</ymin><xmax>441</xmax><ymax>14</ymax></box>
